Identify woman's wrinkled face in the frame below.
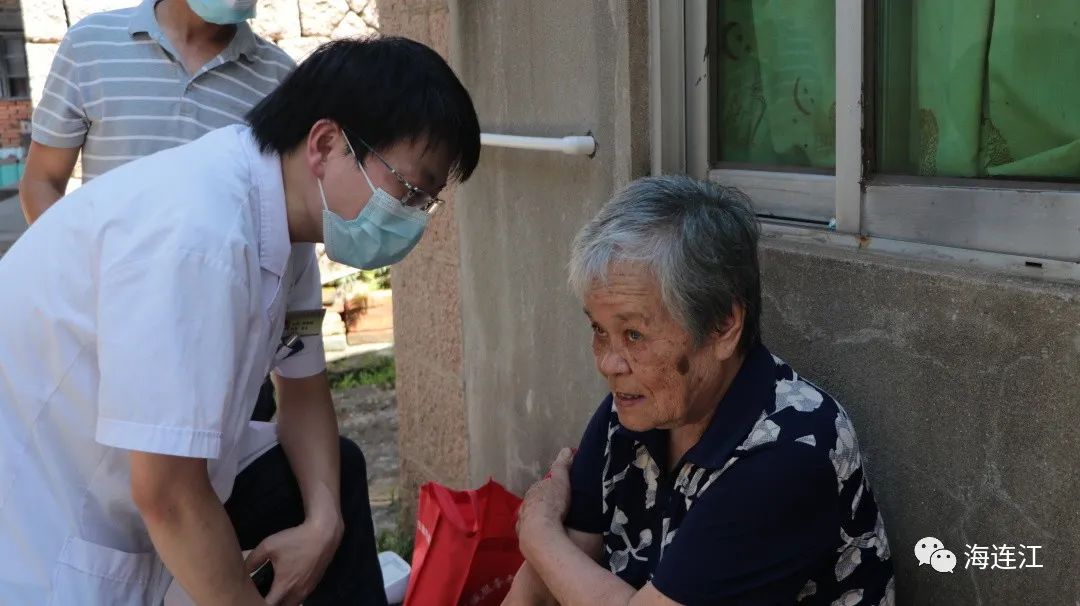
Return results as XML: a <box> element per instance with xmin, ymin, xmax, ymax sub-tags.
<box><xmin>584</xmin><ymin>263</ymin><xmax>728</xmax><ymax>433</ymax></box>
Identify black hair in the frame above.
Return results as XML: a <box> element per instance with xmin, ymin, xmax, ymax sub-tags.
<box><xmin>247</xmin><ymin>36</ymin><xmax>481</xmax><ymax>183</ymax></box>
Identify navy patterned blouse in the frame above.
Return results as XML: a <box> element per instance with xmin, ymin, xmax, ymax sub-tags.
<box><xmin>565</xmin><ymin>344</ymin><xmax>895</xmax><ymax>605</ymax></box>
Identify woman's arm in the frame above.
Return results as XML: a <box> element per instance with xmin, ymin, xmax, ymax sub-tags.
<box><xmin>503</xmin><ymin>530</ymin><xmax>602</xmax><ymax>605</ymax></box>
<box><xmin>514</xmin><ymin>450</ymin><xmax>682</xmax><ymax>606</ymax></box>
<box><xmin>520</xmin><ymin>517</ymin><xmax>633</xmax><ymax>605</ymax></box>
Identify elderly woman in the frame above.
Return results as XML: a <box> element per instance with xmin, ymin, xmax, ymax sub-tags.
<box><xmin>505</xmin><ymin>176</ymin><xmax>895</xmax><ymax>605</ymax></box>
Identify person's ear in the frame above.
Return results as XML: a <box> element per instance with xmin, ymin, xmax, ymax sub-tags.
<box><xmin>708</xmin><ymin>302</ymin><xmax>745</xmax><ymax>361</ymax></box>
<box><xmin>304</xmin><ymin>119</ymin><xmax>342</xmax><ymax>181</ymax></box>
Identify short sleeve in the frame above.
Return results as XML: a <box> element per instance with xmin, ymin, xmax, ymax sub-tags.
<box><xmin>272</xmin><ymin>244</ymin><xmax>326</xmax><ymax>379</ymax></box>
<box><xmin>96</xmin><ymin>252</ymin><xmax>253</xmax><ymax>459</ymax></box>
<box><xmin>31</xmin><ymin>33</ymin><xmax>88</xmax><ymax>148</ymax></box>
<box><xmin>564</xmin><ymin>397</ymin><xmax>613</xmax><ymax>534</ymax></box>
<box><xmin>651</xmin><ymin>443</ymin><xmax>839</xmax><ymax>605</ymax></box>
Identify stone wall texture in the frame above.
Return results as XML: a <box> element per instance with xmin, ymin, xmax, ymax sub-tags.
<box><xmin>0</xmin><ymin>99</ymin><xmax>30</xmax><ymax>148</ymax></box>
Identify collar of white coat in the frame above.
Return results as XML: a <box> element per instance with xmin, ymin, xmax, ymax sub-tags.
<box><xmin>129</xmin><ymin>0</ymin><xmax>259</xmax><ymax>62</ymax></box>
<box><xmin>238</xmin><ymin>125</ymin><xmax>291</xmax><ymax>278</ymax></box>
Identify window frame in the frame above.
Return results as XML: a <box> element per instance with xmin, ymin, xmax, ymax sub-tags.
<box><xmin>650</xmin><ymin>0</ymin><xmax>1079</xmax><ymax>281</ymax></box>
<box><xmin>0</xmin><ymin>32</ymin><xmax>29</xmax><ymax>100</ymax></box>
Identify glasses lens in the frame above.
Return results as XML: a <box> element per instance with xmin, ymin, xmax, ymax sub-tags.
<box><xmin>402</xmin><ymin>187</ymin><xmax>439</xmax><ymax>212</ymax></box>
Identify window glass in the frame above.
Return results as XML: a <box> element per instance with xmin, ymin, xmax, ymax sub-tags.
<box><xmin>878</xmin><ymin>0</ymin><xmax>1080</xmax><ymax>179</ymax></box>
<box><xmin>713</xmin><ymin>0</ymin><xmax>836</xmax><ymax>170</ymax></box>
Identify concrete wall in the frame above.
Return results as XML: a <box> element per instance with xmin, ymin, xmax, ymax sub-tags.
<box><xmin>371</xmin><ymin>0</ymin><xmax>472</xmax><ymax>516</ymax></box>
<box><xmin>452</xmin><ymin>0</ymin><xmax>650</xmax><ymax>494</ymax></box>
<box><xmin>758</xmin><ymin>237</ymin><xmax>1079</xmax><ymax>605</ymax></box>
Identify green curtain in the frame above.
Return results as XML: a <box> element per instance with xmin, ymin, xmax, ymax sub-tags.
<box><xmin>720</xmin><ymin>0</ymin><xmax>1080</xmax><ymax>179</ymax></box>
<box><xmin>717</xmin><ymin>0</ymin><xmax>836</xmax><ymax>169</ymax></box>
<box><xmin>904</xmin><ymin>0</ymin><xmax>1080</xmax><ymax>178</ymax></box>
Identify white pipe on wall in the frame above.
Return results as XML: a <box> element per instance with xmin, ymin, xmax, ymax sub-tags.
<box><xmin>480</xmin><ymin>133</ymin><xmax>597</xmax><ymax>157</ymax></box>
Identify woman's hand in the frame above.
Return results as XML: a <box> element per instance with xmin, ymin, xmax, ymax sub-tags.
<box><xmin>516</xmin><ymin>448</ymin><xmax>575</xmax><ymax>547</ymax></box>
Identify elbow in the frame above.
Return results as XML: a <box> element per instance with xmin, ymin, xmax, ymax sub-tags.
<box><xmin>129</xmin><ymin>454</ymin><xmax>208</xmax><ymax>525</ymax></box>
<box><xmin>130</xmin><ymin>473</ymin><xmax>177</xmax><ymax>524</ymax></box>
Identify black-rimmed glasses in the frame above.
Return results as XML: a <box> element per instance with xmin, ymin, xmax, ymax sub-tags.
<box><xmin>342</xmin><ymin>131</ymin><xmax>444</xmax><ymax>216</ymax></box>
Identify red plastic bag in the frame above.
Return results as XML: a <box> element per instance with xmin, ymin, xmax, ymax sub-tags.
<box><xmin>403</xmin><ymin>480</ymin><xmax>524</xmax><ymax>606</ymax></box>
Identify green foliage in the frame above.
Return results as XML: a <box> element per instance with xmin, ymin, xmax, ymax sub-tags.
<box><xmin>376</xmin><ymin>524</ymin><xmax>414</xmax><ymax>561</ymax></box>
<box><xmin>328</xmin><ymin>355</ymin><xmax>396</xmax><ymax>390</ymax></box>
<box><xmin>363</xmin><ymin>267</ymin><xmax>392</xmax><ymax>290</ymax></box>
<box><xmin>375</xmin><ymin>491</ymin><xmax>415</xmax><ymax>561</ymax></box>
<box><xmin>327</xmin><ymin>267</ymin><xmax>391</xmax><ymax>291</ymax></box>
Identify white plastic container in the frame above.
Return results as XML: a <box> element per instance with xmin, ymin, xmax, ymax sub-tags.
<box><xmin>379</xmin><ymin>550</ymin><xmax>412</xmax><ymax>604</ymax></box>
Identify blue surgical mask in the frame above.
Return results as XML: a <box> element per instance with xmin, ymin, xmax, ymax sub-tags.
<box><xmin>319</xmin><ymin>162</ymin><xmax>430</xmax><ymax>270</ymax></box>
<box><xmin>185</xmin><ymin>0</ymin><xmax>256</xmax><ymax>24</ymax></box>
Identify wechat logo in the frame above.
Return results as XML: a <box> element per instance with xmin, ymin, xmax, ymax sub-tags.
<box><xmin>915</xmin><ymin>536</ymin><xmax>957</xmax><ymax>573</ymax></box>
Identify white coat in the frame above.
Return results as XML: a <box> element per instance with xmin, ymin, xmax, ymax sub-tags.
<box><xmin>0</xmin><ymin>124</ymin><xmax>325</xmax><ymax>605</ymax></box>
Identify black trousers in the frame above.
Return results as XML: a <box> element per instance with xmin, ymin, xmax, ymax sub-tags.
<box><xmin>223</xmin><ymin>436</ymin><xmax>388</xmax><ymax>606</ymax></box>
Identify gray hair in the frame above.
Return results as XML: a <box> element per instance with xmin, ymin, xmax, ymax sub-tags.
<box><xmin>568</xmin><ymin>175</ymin><xmax>761</xmax><ymax>351</ymax></box>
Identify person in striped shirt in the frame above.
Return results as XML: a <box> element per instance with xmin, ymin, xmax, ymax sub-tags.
<box><xmin>19</xmin><ymin>0</ymin><xmax>295</xmax><ymax>223</ymax></box>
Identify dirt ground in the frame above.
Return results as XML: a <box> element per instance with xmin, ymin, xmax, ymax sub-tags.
<box><xmin>332</xmin><ymin>381</ymin><xmax>401</xmax><ymax>535</ymax></box>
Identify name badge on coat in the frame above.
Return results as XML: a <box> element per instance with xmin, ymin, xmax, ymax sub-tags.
<box><xmin>283</xmin><ymin>309</ymin><xmax>325</xmax><ymax>337</ymax></box>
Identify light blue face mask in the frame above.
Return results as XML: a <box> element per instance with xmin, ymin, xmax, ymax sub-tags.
<box><xmin>319</xmin><ymin>161</ymin><xmax>430</xmax><ymax>270</ymax></box>
<box><xmin>185</xmin><ymin>0</ymin><xmax>256</xmax><ymax>25</ymax></box>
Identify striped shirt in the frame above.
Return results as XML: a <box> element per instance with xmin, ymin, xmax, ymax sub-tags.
<box><xmin>31</xmin><ymin>0</ymin><xmax>295</xmax><ymax>182</ymax></box>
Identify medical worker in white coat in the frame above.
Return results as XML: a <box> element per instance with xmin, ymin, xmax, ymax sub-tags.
<box><xmin>0</xmin><ymin>36</ymin><xmax>480</xmax><ymax>606</ymax></box>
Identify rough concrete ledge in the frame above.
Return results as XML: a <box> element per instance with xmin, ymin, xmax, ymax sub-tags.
<box><xmin>761</xmin><ymin>233</ymin><xmax>1080</xmax><ymax>300</ymax></box>
<box><xmin>758</xmin><ymin>237</ymin><xmax>1079</xmax><ymax>605</ymax></box>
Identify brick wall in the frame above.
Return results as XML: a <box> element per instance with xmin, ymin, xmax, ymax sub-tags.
<box><xmin>0</xmin><ymin>0</ymin><xmax>27</xmax><ymax>150</ymax></box>
<box><xmin>0</xmin><ymin>99</ymin><xmax>30</xmax><ymax>149</ymax></box>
